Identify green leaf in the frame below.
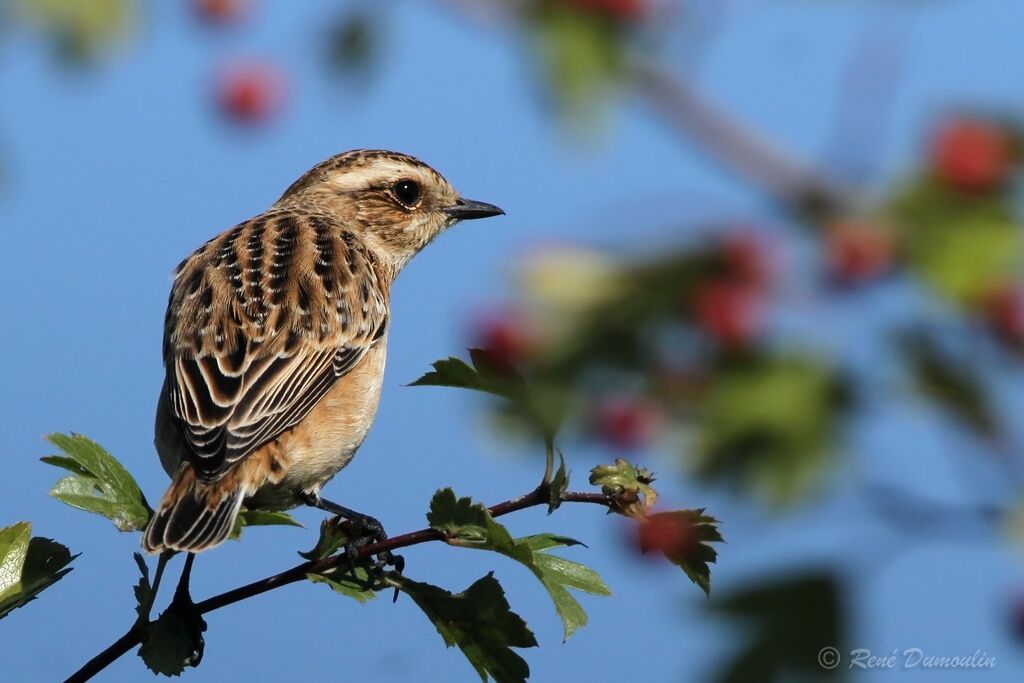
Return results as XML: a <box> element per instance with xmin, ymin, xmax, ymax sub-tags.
<box><xmin>694</xmin><ymin>357</ymin><xmax>846</xmax><ymax>504</ymax></box>
<box><xmin>426</xmin><ymin>489</ymin><xmax>609</xmax><ymax>639</ymax></box>
<box><xmin>890</xmin><ymin>176</ymin><xmax>1022</xmax><ymax>307</ymax></box>
<box><xmin>529</xmin><ymin>1</ymin><xmax>626</xmax><ymax>123</ymax></box>
<box><xmin>519</xmin><ymin>535</ymin><xmax>611</xmax><ymax>640</ymax></box>
<box><xmin>138</xmin><ymin>607</ymin><xmax>205</xmax><ymax>677</ymax></box>
<box><xmin>546</xmin><ymin>449</ymin><xmax>568</xmax><ymax>514</ymax></box>
<box><xmin>427</xmin><ymin>488</ymin><xmax>526</xmax><ymax>559</ymax></box>
<box><xmin>411</xmin><ymin>356</ymin><xmax>522</xmax><ymax>398</ymax></box>
<box><xmin>307</xmin><ymin>566</ymin><xmax>377</xmax><ymax>605</ymax></box>
<box><xmin>132</xmin><ymin>553</ymin><xmax>153</xmax><ymax>621</ymax></box>
<box><xmin>637</xmin><ymin>510</ymin><xmax>723</xmax><ymax>597</ymax></box>
<box><xmin>411</xmin><ymin>352</ymin><xmax>565</xmax><ymax>442</ymax></box>
<box><xmin>589</xmin><ymin>459</ymin><xmax>657</xmax><ymax>517</ymax></box>
<box><xmin>229</xmin><ymin>509</ymin><xmax>303</xmax><ymax>541</ymax></box>
<box><xmin>710</xmin><ymin>572</ymin><xmax>844</xmax><ymax>682</ymax></box>
<box><xmin>41</xmin><ymin>432</ymin><xmax>151</xmax><ymax>532</ymax></box>
<box><xmin>299</xmin><ymin>517</ymin><xmax>351</xmax><ymax>561</ymax></box>
<box><xmin>388</xmin><ymin>573</ymin><xmax>536</xmax><ymax>683</ymax></box>
<box><xmin>0</xmin><ymin>522</ymin><xmax>76</xmax><ymax>620</ymax></box>
<box><xmin>16</xmin><ymin>0</ymin><xmax>136</xmax><ymax>64</ymax></box>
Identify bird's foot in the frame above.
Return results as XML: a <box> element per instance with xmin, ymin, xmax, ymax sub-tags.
<box><xmin>339</xmin><ymin>514</ymin><xmax>404</xmax><ymax>579</ymax></box>
<box><xmin>300</xmin><ymin>492</ymin><xmax>404</xmax><ymax>581</ymax></box>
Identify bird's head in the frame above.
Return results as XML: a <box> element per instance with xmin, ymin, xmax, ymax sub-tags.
<box><xmin>275</xmin><ymin>149</ymin><xmax>503</xmax><ymax>272</ymax></box>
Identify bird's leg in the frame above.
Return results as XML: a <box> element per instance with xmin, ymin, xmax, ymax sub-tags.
<box><xmin>299</xmin><ymin>492</ymin><xmax>404</xmax><ymax>577</ymax></box>
<box><xmin>165</xmin><ymin>553</ymin><xmax>207</xmax><ymax>668</ymax></box>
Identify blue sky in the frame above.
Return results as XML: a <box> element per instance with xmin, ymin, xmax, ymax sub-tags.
<box><xmin>2</xmin><ymin>1</ymin><xmax>1024</xmax><ymax>681</ymax></box>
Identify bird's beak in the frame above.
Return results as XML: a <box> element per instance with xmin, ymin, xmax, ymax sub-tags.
<box><xmin>444</xmin><ymin>197</ymin><xmax>505</xmax><ymax>221</ymax></box>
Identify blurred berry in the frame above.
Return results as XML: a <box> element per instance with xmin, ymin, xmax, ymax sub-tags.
<box><xmin>980</xmin><ymin>285</ymin><xmax>1024</xmax><ymax>345</ymax></box>
<box><xmin>633</xmin><ymin>513</ymin><xmax>697</xmax><ymax>562</ymax></box>
<box><xmin>692</xmin><ymin>280</ymin><xmax>762</xmax><ymax>348</ymax></box>
<box><xmin>824</xmin><ymin>219</ymin><xmax>897</xmax><ymax>287</ymax></box>
<box><xmin>471</xmin><ymin>309</ymin><xmax>537</xmax><ymax>369</ymax></box>
<box><xmin>216</xmin><ymin>62</ymin><xmax>287</xmax><ymax>124</ymax></box>
<box><xmin>721</xmin><ymin>231</ymin><xmax>773</xmax><ymax>291</ymax></box>
<box><xmin>931</xmin><ymin>118</ymin><xmax>1012</xmax><ymax>193</ymax></box>
<box><xmin>557</xmin><ymin>0</ymin><xmax>651</xmax><ymax>23</ymax></box>
<box><xmin>192</xmin><ymin>0</ymin><xmax>250</xmax><ymax>25</ymax></box>
<box><xmin>593</xmin><ymin>396</ymin><xmax>659</xmax><ymax>450</ymax></box>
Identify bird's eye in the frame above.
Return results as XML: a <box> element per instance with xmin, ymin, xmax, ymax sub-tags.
<box><xmin>391</xmin><ymin>179</ymin><xmax>422</xmax><ymax>208</ymax></box>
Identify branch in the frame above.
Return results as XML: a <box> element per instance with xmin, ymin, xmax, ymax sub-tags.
<box><xmin>64</xmin><ymin>487</ymin><xmax>610</xmax><ymax>683</ymax></box>
<box><xmin>436</xmin><ymin>0</ymin><xmax>855</xmax><ymax>217</ymax></box>
<box><xmin>628</xmin><ymin>58</ymin><xmax>854</xmax><ymax>217</ymax></box>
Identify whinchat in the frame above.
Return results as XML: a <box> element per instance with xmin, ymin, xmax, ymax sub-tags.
<box><xmin>143</xmin><ymin>150</ymin><xmax>503</xmax><ymax>554</ymax></box>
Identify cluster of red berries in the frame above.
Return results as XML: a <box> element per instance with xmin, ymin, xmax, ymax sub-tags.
<box><xmin>691</xmin><ymin>232</ymin><xmax>772</xmax><ymax>349</ymax></box>
<box><xmin>931</xmin><ymin>117</ymin><xmax>1014</xmax><ymax>194</ymax></box>
<box><xmin>823</xmin><ymin>219</ymin><xmax>898</xmax><ymax>288</ymax></box>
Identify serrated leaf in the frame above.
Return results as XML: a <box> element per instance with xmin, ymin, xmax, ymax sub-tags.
<box><xmin>41</xmin><ymin>433</ymin><xmax>151</xmax><ymax>531</ymax></box>
<box><xmin>411</xmin><ymin>353</ymin><xmax>565</xmax><ymax>441</ymax></box>
<box><xmin>307</xmin><ymin>566</ymin><xmax>377</xmax><ymax>604</ymax></box>
<box><xmin>517</xmin><ymin>533</ymin><xmax>585</xmax><ymax>553</ymax></box>
<box><xmin>426</xmin><ymin>490</ymin><xmax>608</xmax><ymax>639</ymax></box>
<box><xmin>299</xmin><ymin>517</ymin><xmax>351</xmax><ymax>561</ymax></box>
<box><xmin>637</xmin><ymin>510</ymin><xmax>723</xmax><ymax>597</ymax></box>
<box><xmin>411</xmin><ymin>356</ymin><xmax>522</xmax><ymax>398</ymax></box>
<box><xmin>133</xmin><ymin>553</ymin><xmax>152</xmax><ymax>621</ymax></box>
<box><xmin>138</xmin><ymin>609</ymin><xmax>202</xmax><ymax>677</ymax></box>
<box><xmin>0</xmin><ymin>522</ymin><xmax>76</xmax><ymax>620</ymax></box>
<box><xmin>229</xmin><ymin>509</ymin><xmax>303</xmax><ymax>541</ymax></box>
<box><xmin>589</xmin><ymin>459</ymin><xmax>657</xmax><ymax>517</ymax></box>
<box><xmin>39</xmin><ymin>455</ymin><xmax>91</xmax><ymax>477</ymax></box>
<box><xmin>427</xmin><ymin>488</ymin><xmax>527</xmax><ymax>560</ymax></box>
<box><xmin>388</xmin><ymin>573</ymin><xmax>536</xmax><ymax>683</ymax></box>
<box><xmin>531</xmin><ymin>552</ymin><xmax>611</xmax><ymax>597</ymax></box>
<box><xmin>547</xmin><ymin>449</ymin><xmax>568</xmax><ymax>514</ymax></box>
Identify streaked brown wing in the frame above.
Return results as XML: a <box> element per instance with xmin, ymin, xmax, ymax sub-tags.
<box><xmin>163</xmin><ymin>211</ymin><xmax>388</xmax><ymax>480</ymax></box>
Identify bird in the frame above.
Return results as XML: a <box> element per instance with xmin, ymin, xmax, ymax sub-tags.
<box><xmin>143</xmin><ymin>149</ymin><xmax>503</xmax><ymax>555</ymax></box>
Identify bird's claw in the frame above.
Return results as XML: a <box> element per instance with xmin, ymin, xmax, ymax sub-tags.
<box><xmin>332</xmin><ymin>515</ymin><xmax>403</xmax><ymax>587</ymax></box>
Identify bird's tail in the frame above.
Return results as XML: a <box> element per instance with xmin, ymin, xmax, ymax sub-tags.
<box><xmin>143</xmin><ymin>463</ymin><xmax>245</xmax><ymax>554</ymax></box>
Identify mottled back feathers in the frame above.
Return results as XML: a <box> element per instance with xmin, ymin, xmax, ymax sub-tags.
<box><xmin>164</xmin><ymin>211</ymin><xmax>388</xmax><ymax>480</ymax></box>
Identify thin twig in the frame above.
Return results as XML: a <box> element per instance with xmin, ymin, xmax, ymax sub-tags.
<box><xmin>63</xmin><ymin>487</ymin><xmax>610</xmax><ymax>683</ymax></box>
<box><xmin>628</xmin><ymin>58</ymin><xmax>853</xmax><ymax>216</ymax></box>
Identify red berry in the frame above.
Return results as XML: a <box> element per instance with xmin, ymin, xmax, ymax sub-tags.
<box><xmin>931</xmin><ymin>118</ymin><xmax>1012</xmax><ymax>193</ymax></box>
<box><xmin>692</xmin><ymin>280</ymin><xmax>762</xmax><ymax>348</ymax></box>
<box><xmin>721</xmin><ymin>231</ymin><xmax>773</xmax><ymax>291</ymax></box>
<box><xmin>216</xmin><ymin>63</ymin><xmax>286</xmax><ymax>124</ymax></box>
<box><xmin>192</xmin><ymin>0</ymin><xmax>250</xmax><ymax>25</ymax></box>
<box><xmin>594</xmin><ymin>396</ymin><xmax>658</xmax><ymax>450</ymax></box>
<box><xmin>471</xmin><ymin>310</ymin><xmax>536</xmax><ymax>369</ymax></box>
<box><xmin>824</xmin><ymin>220</ymin><xmax>897</xmax><ymax>286</ymax></box>
<box><xmin>558</xmin><ymin>0</ymin><xmax>651</xmax><ymax>22</ymax></box>
<box><xmin>981</xmin><ymin>285</ymin><xmax>1024</xmax><ymax>343</ymax></box>
<box><xmin>634</xmin><ymin>513</ymin><xmax>698</xmax><ymax>562</ymax></box>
